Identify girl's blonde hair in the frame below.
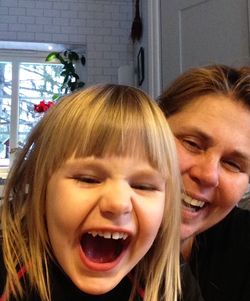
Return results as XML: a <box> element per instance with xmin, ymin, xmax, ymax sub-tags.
<box><xmin>1</xmin><ymin>84</ymin><xmax>181</xmax><ymax>301</ymax></box>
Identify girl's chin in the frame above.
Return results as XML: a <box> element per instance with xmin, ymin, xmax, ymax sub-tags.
<box><xmin>71</xmin><ymin>273</ymin><xmax>124</xmax><ymax>295</ymax></box>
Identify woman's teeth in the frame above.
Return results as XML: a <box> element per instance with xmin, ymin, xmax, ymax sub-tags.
<box><xmin>182</xmin><ymin>193</ymin><xmax>205</xmax><ymax>209</ymax></box>
<box><xmin>88</xmin><ymin>231</ymin><xmax>128</xmax><ymax>240</ymax></box>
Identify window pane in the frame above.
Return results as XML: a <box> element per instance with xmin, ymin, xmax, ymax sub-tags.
<box><xmin>18</xmin><ymin>63</ymin><xmax>63</xmax><ymax>146</ymax></box>
<box><xmin>0</xmin><ymin>62</ymin><xmax>11</xmax><ymax>167</ymax></box>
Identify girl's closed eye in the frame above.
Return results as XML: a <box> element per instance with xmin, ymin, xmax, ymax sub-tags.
<box><xmin>73</xmin><ymin>175</ymin><xmax>102</xmax><ymax>185</ymax></box>
<box><xmin>130</xmin><ymin>171</ymin><xmax>166</xmax><ymax>193</ymax></box>
<box><xmin>132</xmin><ymin>183</ymin><xmax>158</xmax><ymax>191</ymax></box>
<box><xmin>131</xmin><ymin>177</ymin><xmax>166</xmax><ymax>192</ymax></box>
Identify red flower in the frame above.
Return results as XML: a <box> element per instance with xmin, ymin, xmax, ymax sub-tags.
<box><xmin>34</xmin><ymin>100</ymin><xmax>54</xmax><ymax>113</ymax></box>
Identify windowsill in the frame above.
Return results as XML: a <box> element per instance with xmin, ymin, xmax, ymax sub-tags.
<box><xmin>0</xmin><ymin>168</ymin><xmax>7</xmax><ymax>200</ymax></box>
<box><xmin>0</xmin><ymin>167</ymin><xmax>8</xmax><ymax>180</ymax></box>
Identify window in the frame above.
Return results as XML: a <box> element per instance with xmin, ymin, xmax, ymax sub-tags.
<box><xmin>0</xmin><ymin>50</ymin><xmax>63</xmax><ymax>167</ymax></box>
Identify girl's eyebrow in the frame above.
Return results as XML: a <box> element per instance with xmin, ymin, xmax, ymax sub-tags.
<box><xmin>64</xmin><ymin>159</ymin><xmax>110</xmax><ymax>174</ymax></box>
<box><xmin>63</xmin><ymin>158</ymin><xmax>165</xmax><ymax>179</ymax></box>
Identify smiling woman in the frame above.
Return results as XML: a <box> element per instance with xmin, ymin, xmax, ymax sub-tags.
<box><xmin>158</xmin><ymin>64</ymin><xmax>250</xmax><ymax>301</ymax></box>
<box><xmin>0</xmin><ymin>84</ymin><xmax>182</xmax><ymax>301</ymax></box>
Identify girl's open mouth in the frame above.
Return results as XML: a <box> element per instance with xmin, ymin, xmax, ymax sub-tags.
<box><xmin>80</xmin><ymin>231</ymin><xmax>130</xmax><ymax>269</ymax></box>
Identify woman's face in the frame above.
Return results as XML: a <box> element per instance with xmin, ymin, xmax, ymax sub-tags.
<box><xmin>46</xmin><ymin>154</ymin><xmax>165</xmax><ymax>294</ymax></box>
<box><xmin>167</xmin><ymin>94</ymin><xmax>250</xmax><ymax>241</ymax></box>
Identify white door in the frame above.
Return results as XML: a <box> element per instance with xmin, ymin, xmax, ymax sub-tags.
<box><xmin>160</xmin><ymin>0</ymin><xmax>250</xmax><ymax>89</ymax></box>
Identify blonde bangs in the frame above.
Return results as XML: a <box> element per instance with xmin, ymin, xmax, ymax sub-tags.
<box><xmin>36</xmin><ymin>85</ymin><xmax>173</xmax><ymax>178</ymax></box>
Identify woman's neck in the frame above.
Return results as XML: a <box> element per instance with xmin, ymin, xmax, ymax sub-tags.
<box><xmin>181</xmin><ymin>236</ymin><xmax>195</xmax><ymax>261</ymax></box>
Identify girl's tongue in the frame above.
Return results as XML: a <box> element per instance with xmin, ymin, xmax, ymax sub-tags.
<box><xmin>81</xmin><ymin>233</ymin><xmax>124</xmax><ymax>263</ymax></box>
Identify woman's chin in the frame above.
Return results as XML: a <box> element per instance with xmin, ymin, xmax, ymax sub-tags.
<box><xmin>180</xmin><ymin>224</ymin><xmax>195</xmax><ymax>241</ymax></box>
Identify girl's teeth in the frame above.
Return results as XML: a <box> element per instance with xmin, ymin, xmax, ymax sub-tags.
<box><xmin>112</xmin><ymin>232</ymin><xmax>121</xmax><ymax>240</ymax></box>
<box><xmin>88</xmin><ymin>231</ymin><xmax>128</xmax><ymax>240</ymax></box>
<box><xmin>104</xmin><ymin>232</ymin><xmax>111</xmax><ymax>239</ymax></box>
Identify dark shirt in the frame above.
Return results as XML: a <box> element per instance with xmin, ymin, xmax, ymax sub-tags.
<box><xmin>188</xmin><ymin>207</ymin><xmax>250</xmax><ymax>301</ymax></box>
<box><xmin>0</xmin><ymin>251</ymin><xmax>141</xmax><ymax>301</ymax></box>
<box><xmin>181</xmin><ymin>261</ymin><xmax>205</xmax><ymax>301</ymax></box>
<box><xmin>0</xmin><ymin>243</ymin><xmax>203</xmax><ymax>301</ymax></box>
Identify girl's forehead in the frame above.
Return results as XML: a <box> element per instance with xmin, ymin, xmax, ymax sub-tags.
<box><xmin>71</xmin><ymin>151</ymin><xmax>150</xmax><ymax>165</ymax></box>
<box><xmin>58</xmin><ymin>154</ymin><xmax>162</xmax><ymax>176</ymax></box>
<box><xmin>66</xmin><ymin>150</ymin><xmax>164</xmax><ymax>171</ymax></box>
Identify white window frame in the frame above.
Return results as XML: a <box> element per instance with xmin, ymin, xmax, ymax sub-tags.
<box><xmin>0</xmin><ymin>42</ymin><xmax>86</xmax><ymax>174</ymax></box>
<box><xmin>0</xmin><ymin>50</ymin><xmax>62</xmax><ymax>172</ymax></box>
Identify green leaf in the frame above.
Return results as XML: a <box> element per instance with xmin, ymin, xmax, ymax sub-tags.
<box><xmin>66</xmin><ymin>62</ymin><xmax>75</xmax><ymax>73</ymax></box>
<box><xmin>52</xmin><ymin>93</ymin><xmax>60</xmax><ymax>101</ymax></box>
<box><xmin>69</xmin><ymin>82</ymin><xmax>77</xmax><ymax>91</ymax></box>
<box><xmin>45</xmin><ymin>52</ymin><xmax>58</xmax><ymax>62</ymax></box>
<box><xmin>69</xmin><ymin>51</ymin><xmax>79</xmax><ymax>61</ymax></box>
<box><xmin>78</xmin><ymin>82</ymin><xmax>85</xmax><ymax>88</ymax></box>
<box><xmin>72</xmin><ymin>73</ymin><xmax>79</xmax><ymax>80</ymax></box>
<box><xmin>60</xmin><ymin>70</ymin><xmax>67</xmax><ymax>77</ymax></box>
<box><xmin>81</xmin><ymin>55</ymin><xmax>86</xmax><ymax>65</ymax></box>
<box><xmin>56</xmin><ymin>54</ymin><xmax>66</xmax><ymax>65</ymax></box>
<box><xmin>62</xmin><ymin>74</ymin><xmax>69</xmax><ymax>86</ymax></box>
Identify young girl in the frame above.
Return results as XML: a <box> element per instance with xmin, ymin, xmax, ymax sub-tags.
<box><xmin>0</xmin><ymin>84</ymin><xmax>181</xmax><ymax>301</ymax></box>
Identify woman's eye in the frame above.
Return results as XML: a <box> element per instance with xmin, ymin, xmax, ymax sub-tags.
<box><xmin>222</xmin><ymin>161</ymin><xmax>241</xmax><ymax>173</ymax></box>
<box><xmin>181</xmin><ymin>138</ymin><xmax>202</xmax><ymax>152</ymax></box>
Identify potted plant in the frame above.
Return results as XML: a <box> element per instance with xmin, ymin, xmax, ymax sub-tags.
<box><xmin>46</xmin><ymin>50</ymin><xmax>86</xmax><ymax>97</ymax></box>
<box><xmin>34</xmin><ymin>50</ymin><xmax>86</xmax><ymax>114</ymax></box>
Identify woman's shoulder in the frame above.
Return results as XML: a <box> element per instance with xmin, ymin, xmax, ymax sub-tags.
<box><xmin>230</xmin><ymin>206</ymin><xmax>250</xmax><ymax>219</ymax></box>
<box><xmin>197</xmin><ymin>207</ymin><xmax>250</xmax><ymax>252</ymax></box>
<box><xmin>224</xmin><ymin>206</ymin><xmax>250</xmax><ymax>232</ymax></box>
<box><xmin>190</xmin><ymin>208</ymin><xmax>250</xmax><ymax>301</ymax></box>
<box><xmin>180</xmin><ymin>260</ymin><xmax>205</xmax><ymax>301</ymax></box>
<box><xmin>209</xmin><ymin>207</ymin><xmax>250</xmax><ymax>235</ymax></box>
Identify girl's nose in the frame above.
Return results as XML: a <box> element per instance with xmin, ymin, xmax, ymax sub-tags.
<box><xmin>189</xmin><ymin>156</ymin><xmax>220</xmax><ymax>188</ymax></box>
<box><xmin>99</xmin><ymin>180</ymin><xmax>133</xmax><ymax>219</ymax></box>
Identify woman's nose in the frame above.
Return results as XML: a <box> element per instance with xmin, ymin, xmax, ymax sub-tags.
<box><xmin>189</xmin><ymin>156</ymin><xmax>220</xmax><ymax>188</ymax></box>
<box><xmin>99</xmin><ymin>180</ymin><xmax>133</xmax><ymax>219</ymax></box>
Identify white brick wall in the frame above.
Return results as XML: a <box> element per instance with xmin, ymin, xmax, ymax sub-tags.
<box><xmin>0</xmin><ymin>0</ymin><xmax>134</xmax><ymax>85</ymax></box>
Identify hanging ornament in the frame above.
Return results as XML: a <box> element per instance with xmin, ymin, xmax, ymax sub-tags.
<box><xmin>130</xmin><ymin>0</ymin><xmax>143</xmax><ymax>43</ymax></box>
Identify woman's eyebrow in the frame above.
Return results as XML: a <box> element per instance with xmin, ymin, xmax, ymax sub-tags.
<box><xmin>176</xmin><ymin>126</ymin><xmax>213</xmax><ymax>142</ymax></box>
